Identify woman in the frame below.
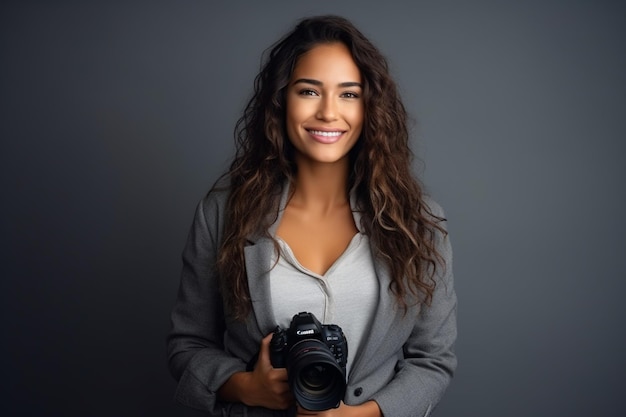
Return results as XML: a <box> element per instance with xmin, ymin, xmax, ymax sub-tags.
<box><xmin>167</xmin><ymin>15</ymin><xmax>457</xmax><ymax>417</ymax></box>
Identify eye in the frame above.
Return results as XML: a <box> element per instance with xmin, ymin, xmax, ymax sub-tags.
<box><xmin>298</xmin><ymin>88</ymin><xmax>319</xmax><ymax>96</ymax></box>
<box><xmin>341</xmin><ymin>91</ymin><xmax>360</xmax><ymax>99</ymax></box>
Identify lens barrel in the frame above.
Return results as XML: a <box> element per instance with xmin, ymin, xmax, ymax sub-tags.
<box><xmin>286</xmin><ymin>339</ymin><xmax>346</xmax><ymax>411</ymax></box>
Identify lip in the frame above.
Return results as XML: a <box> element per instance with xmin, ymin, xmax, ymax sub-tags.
<box><xmin>305</xmin><ymin>128</ymin><xmax>346</xmax><ymax>144</ymax></box>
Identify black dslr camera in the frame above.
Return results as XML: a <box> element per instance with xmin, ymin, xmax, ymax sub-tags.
<box><xmin>270</xmin><ymin>312</ymin><xmax>348</xmax><ymax>411</ymax></box>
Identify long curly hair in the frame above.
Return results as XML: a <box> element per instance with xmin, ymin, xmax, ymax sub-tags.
<box><xmin>215</xmin><ymin>15</ymin><xmax>447</xmax><ymax>319</ymax></box>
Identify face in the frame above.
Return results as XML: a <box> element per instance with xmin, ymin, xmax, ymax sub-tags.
<box><xmin>285</xmin><ymin>42</ymin><xmax>364</xmax><ymax>166</ymax></box>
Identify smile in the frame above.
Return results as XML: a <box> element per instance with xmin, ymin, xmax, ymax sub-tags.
<box><xmin>307</xmin><ymin>130</ymin><xmax>344</xmax><ymax>137</ymax></box>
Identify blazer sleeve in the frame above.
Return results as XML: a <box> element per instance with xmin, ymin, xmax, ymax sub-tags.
<box><xmin>166</xmin><ymin>192</ymin><xmax>247</xmax><ymax>414</ymax></box>
<box><xmin>371</xmin><ymin>202</ymin><xmax>458</xmax><ymax>417</ymax></box>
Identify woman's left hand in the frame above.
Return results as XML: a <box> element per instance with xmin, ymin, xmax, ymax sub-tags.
<box><xmin>296</xmin><ymin>401</ymin><xmax>381</xmax><ymax>417</ymax></box>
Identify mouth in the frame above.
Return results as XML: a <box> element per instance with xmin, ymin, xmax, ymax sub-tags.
<box><xmin>306</xmin><ymin>129</ymin><xmax>346</xmax><ymax>144</ymax></box>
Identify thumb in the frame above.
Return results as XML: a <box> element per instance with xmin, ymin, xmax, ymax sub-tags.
<box><xmin>257</xmin><ymin>332</ymin><xmax>274</xmax><ymax>366</ymax></box>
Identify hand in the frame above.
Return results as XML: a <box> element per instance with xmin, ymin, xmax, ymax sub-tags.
<box><xmin>296</xmin><ymin>401</ymin><xmax>382</xmax><ymax>417</ymax></box>
<box><xmin>243</xmin><ymin>333</ymin><xmax>294</xmax><ymax>409</ymax></box>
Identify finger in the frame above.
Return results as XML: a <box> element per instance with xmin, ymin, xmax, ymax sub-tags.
<box><xmin>261</xmin><ymin>332</ymin><xmax>273</xmax><ymax>345</ymax></box>
<box><xmin>258</xmin><ymin>333</ymin><xmax>273</xmax><ymax>363</ymax></box>
<box><xmin>270</xmin><ymin>366</ymin><xmax>289</xmax><ymax>383</ymax></box>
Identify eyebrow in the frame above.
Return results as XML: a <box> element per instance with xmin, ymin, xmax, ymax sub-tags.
<box><xmin>292</xmin><ymin>78</ymin><xmax>362</xmax><ymax>88</ymax></box>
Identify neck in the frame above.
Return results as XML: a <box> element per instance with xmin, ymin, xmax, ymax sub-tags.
<box><xmin>290</xmin><ymin>157</ymin><xmax>350</xmax><ymax>212</ymax></box>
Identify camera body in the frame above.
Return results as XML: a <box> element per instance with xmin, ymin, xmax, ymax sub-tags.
<box><xmin>270</xmin><ymin>311</ymin><xmax>348</xmax><ymax>369</ymax></box>
<box><xmin>270</xmin><ymin>312</ymin><xmax>348</xmax><ymax>411</ymax></box>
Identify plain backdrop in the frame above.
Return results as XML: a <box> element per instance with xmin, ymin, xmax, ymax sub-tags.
<box><xmin>1</xmin><ymin>1</ymin><xmax>624</xmax><ymax>416</ymax></box>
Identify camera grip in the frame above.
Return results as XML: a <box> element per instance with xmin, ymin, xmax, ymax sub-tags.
<box><xmin>269</xmin><ymin>327</ymin><xmax>288</xmax><ymax>368</ymax></box>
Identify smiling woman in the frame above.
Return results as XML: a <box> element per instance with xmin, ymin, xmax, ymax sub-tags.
<box><xmin>167</xmin><ymin>15</ymin><xmax>457</xmax><ymax>417</ymax></box>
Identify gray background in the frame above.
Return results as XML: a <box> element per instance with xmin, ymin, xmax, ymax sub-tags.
<box><xmin>1</xmin><ymin>1</ymin><xmax>624</xmax><ymax>416</ymax></box>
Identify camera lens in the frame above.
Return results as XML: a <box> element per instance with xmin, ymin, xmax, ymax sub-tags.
<box><xmin>286</xmin><ymin>339</ymin><xmax>346</xmax><ymax>411</ymax></box>
<box><xmin>299</xmin><ymin>364</ymin><xmax>335</xmax><ymax>394</ymax></box>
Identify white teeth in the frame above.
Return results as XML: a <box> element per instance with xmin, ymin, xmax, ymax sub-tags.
<box><xmin>309</xmin><ymin>130</ymin><xmax>343</xmax><ymax>137</ymax></box>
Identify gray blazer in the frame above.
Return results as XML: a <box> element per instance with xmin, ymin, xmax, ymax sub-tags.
<box><xmin>167</xmin><ymin>187</ymin><xmax>457</xmax><ymax>417</ymax></box>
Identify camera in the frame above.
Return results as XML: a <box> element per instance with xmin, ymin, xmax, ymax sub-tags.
<box><xmin>270</xmin><ymin>312</ymin><xmax>348</xmax><ymax>411</ymax></box>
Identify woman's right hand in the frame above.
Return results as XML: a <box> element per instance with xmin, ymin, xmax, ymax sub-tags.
<box><xmin>218</xmin><ymin>333</ymin><xmax>294</xmax><ymax>410</ymax></box>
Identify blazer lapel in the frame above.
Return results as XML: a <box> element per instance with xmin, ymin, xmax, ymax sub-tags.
<box><xmin>345</xmin><ymin>197</ymin><xmax>403</xmax><ymax>381</ymax></box>
<box><xmin>347</xmin><ymin>256</ymin><xmax>402</xmax><ymax>383</ymax></box>
<box><xmin>243</xmin><ymin>184</ymin><xmax>290</xmax><ymax>338</ymax></box>
<box><xmin>244</xmin><ymin>237</ymin><xmax>278</xmax><ymax>338</ymax></box>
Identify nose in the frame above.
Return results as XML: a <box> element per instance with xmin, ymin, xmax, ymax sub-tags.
<box><xmin>316</xmin><ymin>96</ymin><xmax>338</xmax><ymax>122</ymax></box>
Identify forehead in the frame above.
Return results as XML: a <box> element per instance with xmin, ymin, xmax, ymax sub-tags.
<box><xmin>291</xmin><ymin>42</ymin><xmax>361</xmax><ymax>83</ymax></box>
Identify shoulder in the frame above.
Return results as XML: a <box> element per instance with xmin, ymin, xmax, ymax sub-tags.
<box><xmin>199</xmin><ymin>176</ymin><xmax>231</xmax><ymax>215</ymax></box>
<box><xmin>191</xmin><ymin>178</ymin><xmax>232</xmax><ymax>242</ymax></box>
<box><xmin>420</xmin><ymin>195</ymin><xmax>451</xmax><ymax>255</ymax></box>
<box><xmin>421</xmin><ymin>195</ymin><xmax>446</xmax><ymax>223</ymax></box>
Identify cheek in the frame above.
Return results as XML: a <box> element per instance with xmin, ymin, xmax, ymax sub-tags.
<box><xmin>286</xmin><ymin>100</ymin><xmax>317</xmax><ymax>138</ymax></box>
<box><xmin>348</xmin><ymin>105</ymin><xmax>364</xmax><ymax>130</ymax></box>
<box><xmin>286</xmin><ymin>99</ymin><xmax>303</xmax><ymax>126</ymax></box>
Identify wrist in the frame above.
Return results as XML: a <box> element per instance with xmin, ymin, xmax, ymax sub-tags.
<box><xmin>351</xmin><ymin>400</ymin><xmax>382</xmax><ymax>417</ymax></box>
<box><xmin>218</xmin><ymin>371</ymin><xmax>253</xmax><ymax>404</ymax></box>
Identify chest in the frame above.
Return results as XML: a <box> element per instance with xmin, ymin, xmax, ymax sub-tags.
<box><xmin>275</xmin><ymin>204</ymin><xmax>358</xmax><ymax>276</ymax></box>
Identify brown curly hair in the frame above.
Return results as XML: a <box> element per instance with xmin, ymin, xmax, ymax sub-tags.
<box><xmin>214</xmin><ymin>15</ymin><xmax>447</xmax><ymax>319</ymax></box>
